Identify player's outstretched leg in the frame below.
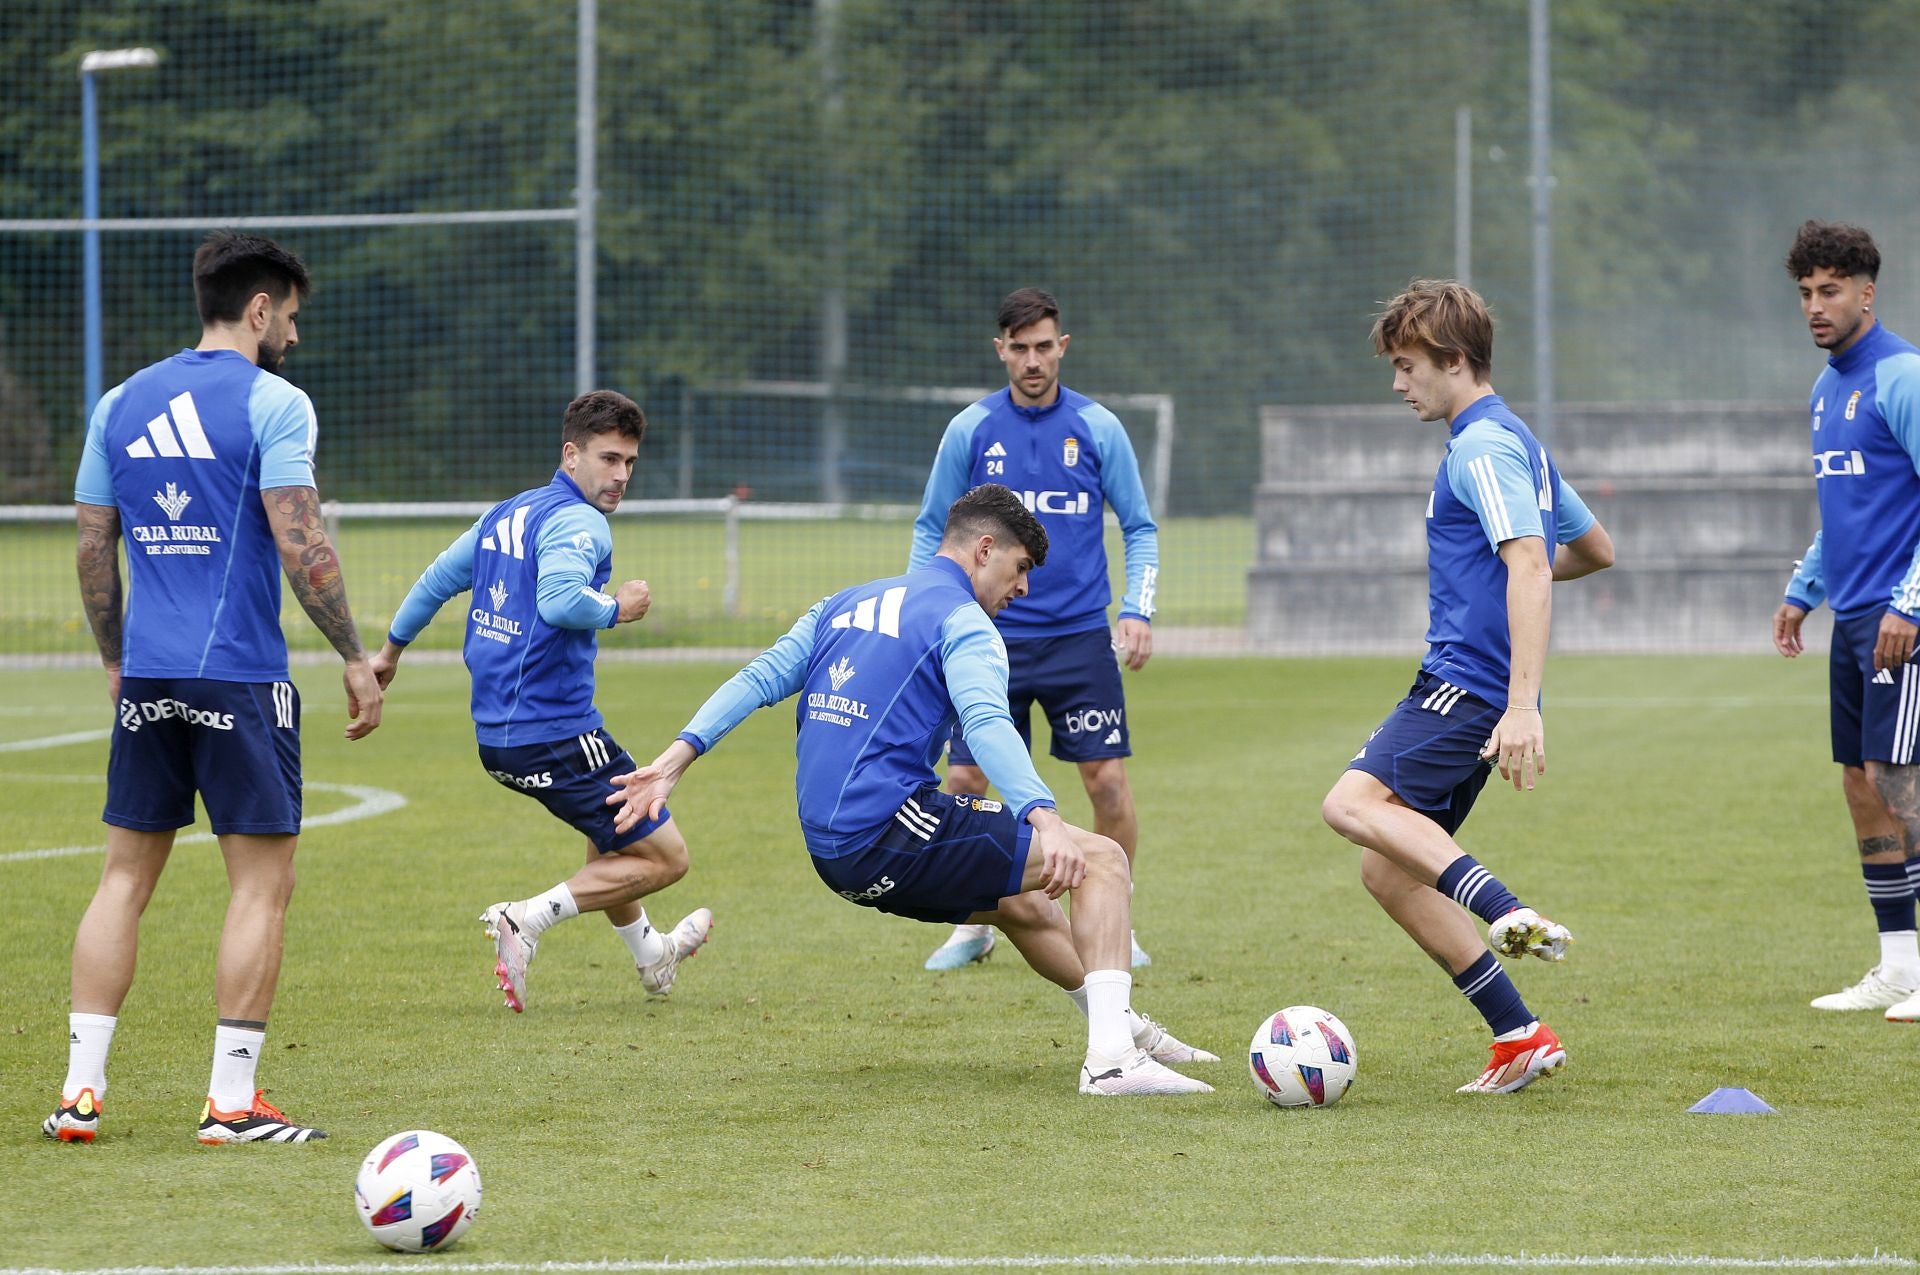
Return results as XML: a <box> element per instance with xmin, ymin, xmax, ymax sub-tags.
<box><xmin>197</xmin><ymin>1090</ymin><xmax>326</xmax><ymax>1143</ymax></box>
<box><xmin>925</xmin><ymin>923</ymin><xmax>996</xmax><ymax>970</ymax></box>
<box><xmin>639</xmin><ymin>907</ymin><xmax>714</xmax><ymax>996</ymax></box>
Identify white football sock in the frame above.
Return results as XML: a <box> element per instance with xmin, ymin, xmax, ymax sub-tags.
<box><xmin>1082</xmin><ymin>969</ymin><xmax>1133</xmax><ymax>1060</ymax></box>
<box><xmin>614</xmin><ymin>911</ymin><xmax>667</xmax><ymax>966</ymax></box>
<box><xmin>1064</xmin><ymin>985</ymin><xmax>1090</xmax><ymax>1018</ymax></box>
<box><xmin>521</xmin><ymin>883</ymin><xmax>579</xmax><ymax>940</ymax></box>
<box><xmin>209</xmin><ymin>1025</ymin><xmax>265</xmax><ymax>1112</ymax></box>
<box><xmin>63</xmin><ymin>1012</ymin><xmax>117</xmax><ymax>1101</ymax></box>
<box><xmin>1879</xmin><ymin>930</ymin><xmax>1920</xmax><ymax>983</ymax></box>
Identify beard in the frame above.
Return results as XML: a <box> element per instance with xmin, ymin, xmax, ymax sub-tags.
<box><xmin>257</xmin><ymin>338</ymin><xmax>287</xmax><ymax>373</ymax></box>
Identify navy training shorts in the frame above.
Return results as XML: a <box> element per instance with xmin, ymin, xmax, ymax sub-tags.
<box><xmin>1344</xmin><ymin>670</ymin><xmax>1502</xmax><ymax>836</ymax></box>
<box><xmin>477</xmin><ymin>726</ymin><xmax>670</xmax><ymax>854</ymax></box>
<box><xmin>1830</xmin><ymin>607</ymin><xmax>1920</xmax><ymax>767</ymax></box>
<box><xmin>811</xmin><ymin>785</ymin><xmax>1033</xmax><ymax>925</ymax></box>
<box><xmin>105</xmin><ymin>676</ymin><xmax>302</xmax><ymax>836</ymax></box>
<box><xmin>949</xmin><ymin>626</ymin><xmax>1130</xmax><ymax>767</ymax></box>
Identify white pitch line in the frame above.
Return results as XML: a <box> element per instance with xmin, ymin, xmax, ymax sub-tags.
<box><xmin>0</xmin><ymin>781</ymin><xmax>406</xmax><ymax>863</ymax></box>
<box><xmin>0</xmin><ymin>1254</ymin><xmax>1911</xmax><ymax>1275</ymax></box>
<box><xmin>0</xmin><ymin>728</ymin><xmax>110</xmax><ymax>752</ymax></box>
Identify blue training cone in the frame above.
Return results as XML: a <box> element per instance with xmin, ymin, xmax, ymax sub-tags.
<box><xmin>1688</xmin><ymin>1087</ymin><xmax>1776</xmax><ymax>1114</ymax></box>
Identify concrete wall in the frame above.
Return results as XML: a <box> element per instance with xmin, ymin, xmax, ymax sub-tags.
<box><xmin>1247</xmin><ymin>402</ymin><xmax>1831</xmax><ymax>654</ymax></box>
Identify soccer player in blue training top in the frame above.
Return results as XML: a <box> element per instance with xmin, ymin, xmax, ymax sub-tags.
<box><xmin>909</xmin><ymin>287</ymin><xmax>1160</xmax><ymax>972</ymax></box>
<box><xmin>608</xmin><ymin>484</ymin><xmax>1216</xmax><ymax>1095</ymax></box>
<box><xmin>1320</xmin><ymin>280</ymin><xmax>1614</xmax><ymax>1095</ymax></box>
<box><xmin>47</xmin><ymin>231</ymin><xmax>384</xmax><ymax>1145</ymax></box>
<box><xmin>371</xmin><ymin>390</ymin><xmax>711</xmax><ymax>1014</ymax></box>
<box><xmin>1773</xmin><ymin>221</ymin><xmax>1920</xmax><ymax>1023</ymax></box>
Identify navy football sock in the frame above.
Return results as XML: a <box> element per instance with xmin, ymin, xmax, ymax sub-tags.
<box><xmin>1436</xmin><ymin>853</ymin><xmax>1522</xmax><ymax>924</ymax></box>
<box><xmin>1864</xmin><ymin>860</ymin><xmax>1916</xmax><ymax>933</ymax></box>
<box><xmin>1452</xmin><ymin>951</ymin><xmax>1533</xmax><ymax>1036</ymax></box>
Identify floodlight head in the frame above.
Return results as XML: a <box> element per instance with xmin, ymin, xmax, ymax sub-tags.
<box><xmin>80</xmin><ymin>48</ymin><xmax>160</xmax><ymax>76</ymax></box>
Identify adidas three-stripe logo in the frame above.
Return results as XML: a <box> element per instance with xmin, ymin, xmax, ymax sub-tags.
<box><xmin>271</xmin><ymin>681</ymin><xmax>295</xmax><ymax>729</ymax></box>
<box><xmin>894</xmin><ymin>796</ymin><xmax>938</xmax><ymax>841</ymax></box>
<box><xmin>481</xmin><ymin>505</ymin><xmax>529</xmax><ymax>559</ymax></box>
<box><xmin>125</xmin><ymin>391</ymin><xmax>217</xmax><ymax>460</ymax></box>
<box><xmin>1888</xmin><ymin>666</ymin><xmax>1920</xmax><ymax>765</ymax></box>
<box><xmin>1422</xmin><ymin>681</ymin><xmax>1471</xmax><ymax>716</ymax></box>
<box><xmin>579</xmin><ymin>731</ymin><xmax>611</xmax><ymax>769</ymax></box>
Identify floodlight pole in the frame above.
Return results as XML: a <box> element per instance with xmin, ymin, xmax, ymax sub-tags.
<box><xmin>575</xmin><ymin>0</ymin><xmax>597</xmax><ymax>393</ymax></box>
<box><xmin>80</xmin><ymin>47</ymin><xmax>159</xmax><ymax>421</ymax></box>
<box><xmin>1528</xmin><ymin>0</ymin><xmax>1554</xmax><ymax>431</ymax></box>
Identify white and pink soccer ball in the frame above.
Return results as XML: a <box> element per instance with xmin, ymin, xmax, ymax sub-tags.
<box><xmin>354</xmin><ymin>1129</ymin><xmax>483</xmax><ymax>1252</ymax></box>
<box><xmin>1248</xmin><ymin>1005</ymin><xmax>1357</xmax><ymax>1108</ymax></box>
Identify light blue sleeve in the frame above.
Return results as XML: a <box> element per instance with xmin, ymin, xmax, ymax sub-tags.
<box><xmin>388</xmin><ymin>521</ymin><xmax>480</xmax><ymax>645</ymax></box>
<box><xmin>533</xmin><ymin>505</ymin><xmax>620</xmax><ymax>629</ymax></box>
<box><xmin>678</xmin><ymin>603</ymin><xmax>821</xmax><ymax>754</ymax></box>
<box><xmin>1554</xmin><ymin>474</ymin><xmax>1596</xmax><ymax>544</ymax></box>
<box><xmin>940</xmin><ymin>603</ymin><xmax>1056</xmax><ymax>822</ymax></box>
<box><xmin>249</xmin><ymin>374</ymin><xmax>318</xmax><ymax>489</ymax></box>
<box><xmin>74</xmin><ymin>384</ymin><xmax>124</xmax><ymax>504</ymax></box>
<box><xmin>1875</xmin><ymin>353</ymin><xmax>1920</xmax><ymax>619</ymax></box>
<box><xmin>1445</xmin><ymin>423</ymin><xmax>1547</xmax><ymax>549</ymax></box>
<box><xmin>1083</xmin><ymin>404</ymin><xmax>1159</xmax><ymax>621</ymax></box>
<box><xmin>1786</xmin><ymin>531</ymin><xmax>1826</xmax><ymax>613</ymax></box>
<box><xmin>909</xmin><ymin>406</ymin><xmax>987</xmax><ymax>570</ymax></box>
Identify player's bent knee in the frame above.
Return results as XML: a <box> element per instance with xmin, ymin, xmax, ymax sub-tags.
<box><xmin>1078</xmin><ymin>831</ymin><xmax>1129</xmax><ymax>883</ymax></box>
<box><xmin>993</xmin><ymin>889</ymin><xmax>1061</xmax><ymax>932</ymax></box>
<box><xmin>946</xmin><ymin>765</ymin><xmax>989</xmax><ymax>797</ymax></box>
<box><xmin>621</xmin><ymin>825</ymin><xmax>689</xmax><ymax>884</ymax></box>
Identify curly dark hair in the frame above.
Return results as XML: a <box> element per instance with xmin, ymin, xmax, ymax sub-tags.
<box><xmin>941</xmin><ymin>483</ymin><xmax>1048</xmax><ymax>566</ymax></box>
<box><xmin>1785</xmin><ymin>220</ymin><xmax>1880</xmax><ymax>281</ymax></box>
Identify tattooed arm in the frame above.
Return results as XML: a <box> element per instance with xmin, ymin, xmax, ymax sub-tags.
<box><xmin>262</xmin><ymin>485</ymin><xmax>383</xmax><ymax>740</ymax></box>
<box><xmin>75</xmin><ymin>502</ymin><xmax>124</xmax><ymax>703</ymax></box>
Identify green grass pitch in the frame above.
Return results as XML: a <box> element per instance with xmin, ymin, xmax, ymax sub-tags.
<box><xmin>1</xmin><ymin>653</ymin><xmax>1915</xmax><ymax>1272</ymax></box>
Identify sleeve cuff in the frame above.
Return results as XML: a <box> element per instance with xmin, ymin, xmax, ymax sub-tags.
<box><xmin>1784</xmin><ymin>594</ymin><xmax>1818</xmax><ymax>613</ymax></box>
<box><xmin>1117</xmin><ymin>611</ymin><xmax>1150</xmax><ymax>625</ymax></box>
<box><xmin>1015</xmin><ymin>798</ymin><xmax>1057</xmax><ymax>823</ymax></box>
<box><xmin>675</xmin><ymin>730</ymin><xmax>709</xmax><ymax>757</ymax></box>
<box><xmin>385</xmin><ymin>632</ymin><xmax>412</xmax><ymax>649</ymax></box>
<box><xmin>1892</xmin><ymin>606</ymin><xmax>1919</xmax><ymax>625</ymax></box>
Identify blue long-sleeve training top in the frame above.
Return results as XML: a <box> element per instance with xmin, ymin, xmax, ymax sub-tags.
<box><xmin>676</xmin><ymin>556</ymin><xmax>1056</xmax><ymax>858</ymax></box>
<box><xmin>908</xmin><ymin>386</ymin><xmax>1157</xmax><ymax>638</ymax></box>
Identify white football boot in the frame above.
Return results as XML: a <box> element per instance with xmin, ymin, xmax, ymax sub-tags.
<box><xmin>1487</xmin><ymin>906</ymin><xmax>1573</xmax><ymax>962</ymax></box>
<box><xmin>1811</xmin><ymin>964</ymin><xmax>1919</xmax><ymax>1011</ymax></box>
<box><xmin>1131</xmin><ymin>1012</ymin><xmax>1220</xmax><ymax>1064</ymax></box>
<box><xmin>640</xmin><ymin>907</ymin><xmax>714</xmax><ymax>996</ymax></box>
<box><xmin>1079</xmin><ymin>1048</ymin><xmax>1213</xmax><ymax>1096</ymax></box>
<box><xmin>480</xmin><ymin>901</ymin><xmax>536</xmax><ymax>1013</ymax></box>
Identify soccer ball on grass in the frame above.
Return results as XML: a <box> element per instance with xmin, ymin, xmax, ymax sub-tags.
<box><xmin>354</xmin><ymin>1129</ymin><xmax>483</xmax><ymax>1252</ymax></box>
<box><xmin>1248</xmin><ymin>1005</ymin><xmax>1356</xmax><ymax>1108</ymax></box>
